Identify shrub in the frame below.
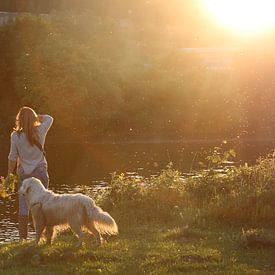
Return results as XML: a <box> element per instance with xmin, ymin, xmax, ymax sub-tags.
<box><xmin>0</xmin><ymin>174</ymin><xmax>17</xmax><ymax>199</ymax></box>
<box><xmin>99</xmin><ymin>149</ymin><xmax>275</xmax><ymax>226</ymax></box>
<box><xmin>99</xmin><ymin>163</ymin><xmax>186</xmax><ymax>224</ymax></box>
<box><xmin>187</xmin><ymin>150</ymin><xmax>275</xmax><ymax>225</ymax></box>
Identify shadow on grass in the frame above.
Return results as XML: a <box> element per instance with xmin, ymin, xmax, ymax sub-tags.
<box><xmin>0</xmin><ymin>233</ymin><xmax>111</xmax><ymax>269</ymax></box>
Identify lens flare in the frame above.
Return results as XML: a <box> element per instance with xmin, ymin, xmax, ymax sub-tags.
<box><xmin>203</xmin><ymin>0</ymin><xmax>275</xmax><ymax>34</ymax></box>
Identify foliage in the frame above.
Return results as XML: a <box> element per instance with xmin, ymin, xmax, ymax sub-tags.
<box><xmin>0</xmin><ymin>174</ymin><xmax>17</xmax><ymax>199</ymax></box>
<box><xmin>103</xmin><ymin>172</ymin><xmax>146</xmax><ymax>207</ymax></box>
<box><xmin>204</xmin><ymin>146</ymin><xmax>236</xmax><ymax>170</ymax></box>
<box><xmin>98</xmin><ymin>162</ymin><xmax>186</xmax><ymax>224</ymax></box>
<box><xmin>1</xmin><ymin>150</ymin><xmax>275</xmax><ymax>273</ymax></box>
<box><xmin>99</xmin><ymin>149</ymin><xmax>275</xmax><ymax>226</ymax></box>
<box><xmin>0</xmin><ymin>12</ymin><xmax>274</xmax><ymax>140</ymax></box>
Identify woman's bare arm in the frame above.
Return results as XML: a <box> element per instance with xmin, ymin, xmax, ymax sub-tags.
<box><xmin>8</xmin><ymin>160</ymin><xmax>17</xmax><ymax>175</ymax></box>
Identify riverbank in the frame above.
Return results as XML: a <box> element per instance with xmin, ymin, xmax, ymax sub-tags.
<box><xmin>1</xmin><ymin>223</ymin><xmax>275</xmax><ymax>274</ymax></box>
<box><xmin>1</xmin><ymin>149</ymin><xmax>274</xmax><ymax>273</ymax></box>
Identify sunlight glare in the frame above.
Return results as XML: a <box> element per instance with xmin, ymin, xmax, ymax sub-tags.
<box><xmin>203</xmin><ymin>0</ymin><xmax>275</xmax><ymax>34</ymax></box>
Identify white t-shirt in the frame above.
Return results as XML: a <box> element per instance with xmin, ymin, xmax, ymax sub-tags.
<box><xmin>8</xmin><ymin>115</ymin><xmax>53</xmax><ymax>175</ymax></box>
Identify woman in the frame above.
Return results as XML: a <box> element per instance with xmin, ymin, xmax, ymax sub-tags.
<box><xmin>7</xmin><ymin>107</ymin><xmax>53</xmax><ymax>241</ymax></box>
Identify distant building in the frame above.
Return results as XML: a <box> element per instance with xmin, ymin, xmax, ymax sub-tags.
<box><xmin>180</xmin><ymin>47</ymin><xmax>240</xmax><ymax>70</ymax></box>
<box><xmin>0</xmin><ymin>12</ymin><xmax>19</xmax><ymax>25</ymax></box>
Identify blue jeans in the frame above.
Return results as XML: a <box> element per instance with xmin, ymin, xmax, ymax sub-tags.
<box><xmin>18</xmin><ymin>166</ymin><xmax>49</xmax><ymax>216</ymax></box>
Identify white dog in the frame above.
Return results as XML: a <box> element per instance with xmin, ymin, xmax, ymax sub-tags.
<box><xmin>19</xmin><ymin>177</ymin><xmax>118</xmax><ymax>247</ymax></box>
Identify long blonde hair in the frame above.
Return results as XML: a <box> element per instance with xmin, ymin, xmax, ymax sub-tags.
<box><xmin>14</xmin><ymin>107</ymin><xmax>40</xmax><ymax>145</ymax></box>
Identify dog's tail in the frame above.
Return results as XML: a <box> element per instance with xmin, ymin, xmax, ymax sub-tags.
<box><xmin>84</xmin><ymin>200</ymin><xmax>118</xmax><ymax>235</ymax></box>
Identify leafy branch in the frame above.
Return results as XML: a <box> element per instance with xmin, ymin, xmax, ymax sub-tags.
<box><xmin>0</xmin><ymin>174</ymin><xmax>17</xmax><ymax>199</ymax></box>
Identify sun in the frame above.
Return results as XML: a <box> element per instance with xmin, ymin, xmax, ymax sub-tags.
<box><xmin>203</xmin><ymin>0</ymin><xmax>275</xmax><ymax>34</ymax></box>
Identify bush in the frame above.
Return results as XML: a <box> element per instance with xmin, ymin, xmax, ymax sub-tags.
<box><xmin>99</xmin><ymin>163</ymin><xmax>186</xmax><ymax>224</ymax></box>
<box><xmin>186</xmin><ymin>150</ymin><xmax>275</xmax><ymax>224</ymax></box>
<box><xmin>99</xmin><ymin>150</ymin><xmax>275</xmax><ymax>226</ymax></box>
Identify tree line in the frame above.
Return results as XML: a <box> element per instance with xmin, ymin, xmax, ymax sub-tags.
<box><xmin>0</xmin><ymin>12</ymin><xmax>274</xmax><ymax>142</ymax></box>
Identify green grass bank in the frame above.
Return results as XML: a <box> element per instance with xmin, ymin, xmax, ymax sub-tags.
<box><xmin>1</xmin><ymin>149</ymin><xmax>275</xmax><ymax>274</ymax></box>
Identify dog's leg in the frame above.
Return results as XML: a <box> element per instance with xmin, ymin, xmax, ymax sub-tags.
<box><xmin>45</xmin><ymin>226</ymin><xmax>54</xmax><ymax>244</ymax></box>
<box><xmin>34</xmin><ymin>221</ymin><xmax>45</xmax><ymax>245</ymax></box>
<box><xmin>69</xmin><ymin>221</ymin><xmax>84</xmax><ymax>248</ymax></box>
<box><xmin>31</xmin><ymin>204</ymin><xmax>45</xmax><ymax>245</ymax></box>
<box><xmin>87</xmin><ymin>222</ymin><xmax>102</xmax><ymax>246</ymax></box>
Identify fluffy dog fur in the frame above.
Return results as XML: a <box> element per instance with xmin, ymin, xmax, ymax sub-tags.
<box><xmin>19</xmin><ymin>177</ymin><xmax>118</xmax><ymax>247</ymax></box>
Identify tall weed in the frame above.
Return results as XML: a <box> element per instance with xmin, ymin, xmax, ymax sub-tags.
<box><xmin>99</xmin><ymin>150</ymin><xmax>275</xmax><ymax>226</ymax></box>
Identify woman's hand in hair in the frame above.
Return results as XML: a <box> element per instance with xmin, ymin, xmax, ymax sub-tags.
<box><xmin>37</xmin><ymin>115</ymin><xmax>44</xmax><ymax>123</ymax></box>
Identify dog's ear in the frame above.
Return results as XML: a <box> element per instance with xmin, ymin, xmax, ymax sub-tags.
<box><xmin>25</xmin><ymin>186</ymin><xmax>30</xmax><ymax>194</ymax></box>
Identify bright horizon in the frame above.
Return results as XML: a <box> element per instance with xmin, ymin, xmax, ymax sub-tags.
<box><xmin>202</xmin><ymin>0</ymin><xmax>275</xmax><ymax>34</ymax></box>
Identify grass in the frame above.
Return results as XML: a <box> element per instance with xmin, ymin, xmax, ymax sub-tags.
<box><xmin>1</xmin><ymin>149</ymin><xmax>274</xmax><ymax>274</ymax></box>
<box><xmin>1</xmin><ymin>222</ymin><xmax>275</xmax><ymax>274</ymax></box>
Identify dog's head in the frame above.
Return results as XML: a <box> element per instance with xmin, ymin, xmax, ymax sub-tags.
<box><xmin>19</xmin><ymin>177</ymin><xmax>45</xmax><ymax>197</ymax></box>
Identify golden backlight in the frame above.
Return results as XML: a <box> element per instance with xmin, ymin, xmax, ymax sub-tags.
<box><xmin>203</xmin><ymin>0</ymin><xmax>275</xmax><ymax>34</ymax></box>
